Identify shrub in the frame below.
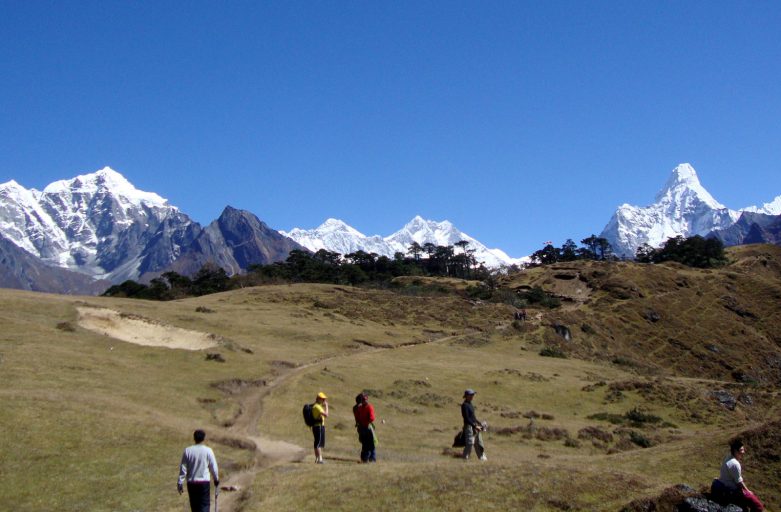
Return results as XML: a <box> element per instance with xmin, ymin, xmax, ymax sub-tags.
<box><xmin>540</xmin><ymin>345</ymin><xmax>567</xmax><ymax>358</ymax></box>
<box><xmin>56</xmin><ymin>321</ymin><xmax>76</xmax><ymax>332</ymax></box>
<box><xmin>625</xmin><ymin>407</ymin><xmax>662</xmax><ymax>426</ymax></box>
<box><xmin>629</xmin><ymin>430</ymin><xmax>653</xmax><ymax>448</ymax></box>
<box><xmin>578</xmin><ymin>426</ymin><xmax>614</xmax><ymax>444</ymax></box>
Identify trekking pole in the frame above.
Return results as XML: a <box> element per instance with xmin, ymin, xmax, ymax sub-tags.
<box><xmin>214</xmin><ymin>486</ymin><xmax>219</xmax><ymax>512</ymax></box>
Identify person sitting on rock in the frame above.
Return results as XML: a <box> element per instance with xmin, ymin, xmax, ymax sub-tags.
<box><xmin>711</xmin><ymin>438</ymin><xmax>764</xmax><ymax>511</ymax></box>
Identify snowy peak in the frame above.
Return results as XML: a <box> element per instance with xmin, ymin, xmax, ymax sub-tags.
<box><xmin>43</xmin><ymin>166</ymin><xmax>170</xmax><ymax>209</ymax></box>
<box><xmin>282</xmin><ymin>218</ymin><xmax>386</xmax><ymax>255</ymax></box>
<box><xmin>653</xmin><ymin>163</ymin><xmax>724</xmax><ymax>209</ymax></box>
<box><xmin>387</xmin><ymin>216</ymin><xmax>460</xmax><ymax>249</ymax></box>
<box><xmin>743</xmin><ymin>195</ymin><xmax>781</xmax><ymax>216</ymax></box>
<box><xmin>0</xmin><ymin>167</ymin><xmax>195</xmax><ymax>283</ymax></box>
<box><xmin>600</xmin><ymin>162</ymin><xmax>778</xmax><ymax>258</ymax></box>
<box><xmin>317</xmin><ymin>218</ymin><xmax>367</xmax><ymax>237</ymax></box>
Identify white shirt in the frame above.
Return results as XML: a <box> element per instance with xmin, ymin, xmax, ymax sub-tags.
<box><xmin>718</xmin><ymin>455</ymin><xmax>743</xmax><ymax>491</ymax></box>
<box><xmin>178</xmin><ymin>444</ymin><xmax>219</xmax><ymax>484</ymax></box>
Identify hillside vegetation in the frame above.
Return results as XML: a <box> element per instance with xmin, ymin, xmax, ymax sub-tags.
<box><xmin>1</xmin><ymin>245</ymin><xmax>780</xmax><ymax>511</ymax></box>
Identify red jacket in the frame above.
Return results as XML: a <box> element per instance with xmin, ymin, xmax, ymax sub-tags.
<box><xmin>353</xmin><ymin>402</ymin><xmax>375</xmax><ymax>428</ymax></box>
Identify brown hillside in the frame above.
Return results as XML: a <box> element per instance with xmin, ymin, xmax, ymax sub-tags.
<box><xmin>502</xmin><ymin>244</ymin><xmax>781</xmax><ymax>385</ymax></box>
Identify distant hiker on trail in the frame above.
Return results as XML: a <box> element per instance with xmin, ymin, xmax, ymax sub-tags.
<box><xmin>178</xmin><ymin>429</ymin><xmax>220</xmax><ymax>512</ymax></box>
<box><xmin>312</xmin><ymin>391</ymin><xmax>329</xmax><ymax>463</ymax></box>
<box><xmin>711</xmin><ymin>438</ymin><xmax>764</xmax><ymax>511</ymax></box>
<box><xmin>461</xmin><ymin>389</ymin><xmax>486</xmax><ymax>461</ymax></box>
<box><xmin>353</xmin><ymin>392</ymin><xmax>377</xmax><ymax>462</ymax></box>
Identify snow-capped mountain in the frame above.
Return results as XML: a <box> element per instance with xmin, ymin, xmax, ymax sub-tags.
<box><xmin>0</xmin><ymin>167</ymin><xmax>197</xmax><ymax>283</ymax></box>
<box><xmin>282</xmin><ymin>215</ymin><xmax>527</xmax><ymax>268</ymax></box>
<box><xmin>600</xmin><ymin>163</ymin><xmax>742</xmax><ymax>257</ymax></box>
<box><xmin>742</xmin><ymin>196</ymin><xmax>781</xmax><ymax>216</ymax></box>
<box><xmin>281</xmin><ymin>219</ymin><xmax>390</xmax><ymax>256</ymax></box>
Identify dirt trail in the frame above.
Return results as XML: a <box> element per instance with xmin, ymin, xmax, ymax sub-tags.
<box><xmin>73</xmin><ymin>306</ymin><xmax>465</xmax><ymax>511</ymax></box>
<box><xmin>216</xmin><ymin>332</ymin><xmax>464</xmax><ymax>512</ymax></box>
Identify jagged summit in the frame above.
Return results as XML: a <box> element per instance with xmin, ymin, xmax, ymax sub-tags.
<box><xmin>653</xmin><ymin>163</ymin><xmax>724</xmax><ymax>209</ymax></box>
<box><xmin>0</xmin><ymin>167</ymin><xmax>195</xmax><ymax>284</ymax></box>
<box><xmin>743</xmin><ymin>195</ymin><xmax>781</xmax><ymax>216</ymax></box>
<box><xmin>318</xmin><ymin>218</ymin><xmax>367</xmax><ymax>236</ymax></box>
<box><xmin>43</xmin><ymin>166</ymin><xmax>170</xmax><ymax>209</ymax></box>
<box><xmin>601</xmin><ymin>163</ymin><xmax>740</xmax><ymax>257</ymax></box>
<box><xmin>0</xmin><ymin>179</ymin><xmax>23</xmax><ymax>189</ymax></box>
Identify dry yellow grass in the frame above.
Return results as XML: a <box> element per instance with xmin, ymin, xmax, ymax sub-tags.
<box><xmin>1</xmin><ymin>246</ymin><xmax>780</xmax><ymax>511</ymax></box>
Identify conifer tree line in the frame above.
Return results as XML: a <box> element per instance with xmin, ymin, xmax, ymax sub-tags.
<box><xmin>529</xmin><ymin>234</ymin><xmax>727</xmax><ymax>269</ymax></box>
<box><xmin>103</xmin><ymin>241</ymin><xmax>492</xmax><ymax>300</ymax></box>
<box><xmin>529</xmin><ymin>235</ymin><xmax>615</xmax><ymax>265</ymax></box>
<box><xmin>102</xmin><ymin>235</ymin><xmax>728</xmax><ymax>300</ymax></box>
<box><xmin>634</xmin><ymin>235</ymin><xmax>727</xmax><ymax>268</ymax></box>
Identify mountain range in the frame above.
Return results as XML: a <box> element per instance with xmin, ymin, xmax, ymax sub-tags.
<box><xmin>1</xmin><ymin>163</ymin><xmax>779</xmax><ymax>294</ymax></box>
<box><xmin>281</xmin><ymin>216</ymin><xmax>525</xmax><ymax>268</ymax></box>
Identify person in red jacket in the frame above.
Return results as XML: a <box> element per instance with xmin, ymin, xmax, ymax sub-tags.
<box><xmin>353</xmin><ymin>392</ymin><xmax>377</xmax><ymax>462</ymax></box>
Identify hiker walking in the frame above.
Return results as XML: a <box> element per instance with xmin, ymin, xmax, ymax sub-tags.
<box><xmin>461</xmin><ymin>389</ymin><xmax>486</xmax><ymax>460</ymax></box>
<box><xmin>711</xmin><ymin>438</ymin><xmax>764</xmax><ymax>511</ymax></box>
<box><xmin>312</xmin><ymin>391</ymin><xmax>329</xmax><ymax>464</ymax></box>
<box><xmin>353</xmin><ymin>392</ymin><xmax>377</xmax><ymax>462</ymax></box>
<box><xmin>177</xmin><ymin>429</ymin><xmax>220</xmax><ymax>512</ymax></box>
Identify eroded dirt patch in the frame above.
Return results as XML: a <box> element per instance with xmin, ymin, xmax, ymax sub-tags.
<box><xmin>77</xmin><ymin>307</ymin><xmax>219</xmax><ymax>350</ymax></box>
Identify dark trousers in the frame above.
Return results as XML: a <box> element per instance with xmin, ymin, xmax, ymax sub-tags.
<box><xmin>312</xmin><ymin>425</ymin><xmax>325</xmax><ymax>449</ymax></box>
<box><xmin>711</xmin><ymin>479</ymin><xmax>764</xmax><ymax>512</ymax></box>
<box><xmin>187</xmin><ymin>481</ymin><xmax>211</xmax><ymax>512</ymax></box>
<box><xmin>358</xmin><ymin>426</ymin><xmax>376</xmax><ymax>462</ymax></box>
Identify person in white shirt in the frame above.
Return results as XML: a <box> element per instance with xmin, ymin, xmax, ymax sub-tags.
<box><xmin>711</xmin><ymin>438</ymin><xmax>764</xmax><ymax>512</ymax></box>
<box><xmin>178</xmin><ymin>429</ymin><xmax>220</xmax><ymax>512</ymax></box>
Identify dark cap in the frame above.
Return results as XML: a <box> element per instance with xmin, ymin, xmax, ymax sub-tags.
<box><xmin>464</xmin><ymin>389</ymin><xmax>476</xmax><ymax>396</ymax></box>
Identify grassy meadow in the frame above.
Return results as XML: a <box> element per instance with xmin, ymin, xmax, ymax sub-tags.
<box><xmin>2</xmin><ymin>245</ymin><xmax>781</xmax><ymax>511</ymax></box>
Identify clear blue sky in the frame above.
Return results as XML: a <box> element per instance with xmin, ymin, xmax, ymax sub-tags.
<box><xmin>2</xmin><ymin>1</ymin><xmax>780</xmax><ymax>257</ymax></box>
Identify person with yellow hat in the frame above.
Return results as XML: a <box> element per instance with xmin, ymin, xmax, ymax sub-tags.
<box><xmin>312</xmin><ymin>392</ymin><xmax>329</xmax><ymax>463</ymax></box>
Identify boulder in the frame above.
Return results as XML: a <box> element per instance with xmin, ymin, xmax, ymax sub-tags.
<box><xmin>676</xmin><ymin>497</ymin><xmax>742</xmax><ymax>512</ymax></box>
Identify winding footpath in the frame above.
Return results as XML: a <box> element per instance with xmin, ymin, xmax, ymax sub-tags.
<box><xmin>215</xmin><ymin>332</ymin><xmax>467</xmax><ymax>512</ymax></box>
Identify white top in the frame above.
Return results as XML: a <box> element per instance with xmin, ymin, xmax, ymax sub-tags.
<box><xmin>718</xmin><ymin>455</ymin><xmax>743</xmax><ymax>491</ymax></box>
<box><xmin>178</xmin><ymin>444</ymin><xmax>219</xmax><ymax>484</ymax></box>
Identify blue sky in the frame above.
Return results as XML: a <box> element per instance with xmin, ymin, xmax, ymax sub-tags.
<box><xmin>1</xmin><ymin>1</ymin><xmax>780</xmax><ymax>257</ymax></box>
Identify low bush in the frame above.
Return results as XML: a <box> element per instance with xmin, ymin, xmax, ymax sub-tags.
<box><xmin>540</xmin><ymin>345</ymin><xmax>567</xmax><ymax>358</ymax></box>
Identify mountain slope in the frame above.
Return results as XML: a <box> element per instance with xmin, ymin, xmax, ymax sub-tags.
<box><xmin>502</xmin><ymin>243</ymin><xmax>781</xmax><ymax>384</ymax></box>
<box><xmin>708</xmin><ymin>212</ymin><xmax>781</xmax><ymax>247</ymax></box>
<box><xmin>164</xmin><ymin>206</ymin><xmax>305</xmax><ymax>277</ymax></box>
<box><xmin>0</xmin><ymin>233</ymin><xmax>109</xmax><ymax>294</ymax></box>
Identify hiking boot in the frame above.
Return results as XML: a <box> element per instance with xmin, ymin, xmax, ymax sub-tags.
<box><xmin>316</xmin><ymin>459</ymin><xmax>325</xmax><ymax>464</ymax></box>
